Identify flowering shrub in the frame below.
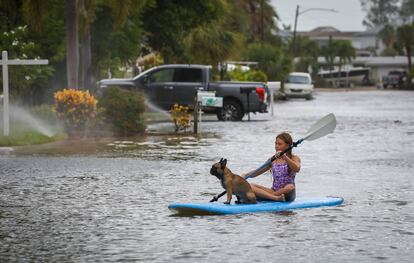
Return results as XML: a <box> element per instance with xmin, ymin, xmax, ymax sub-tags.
<box><xmin>54</xmin><ymin>89</ymin><xmax>97</xmax><ymax>132</ymax></box>
<box><xmin>170</xmin><ymin>104</ymin><xmax>191</xmax><ymax>132</ymax></box>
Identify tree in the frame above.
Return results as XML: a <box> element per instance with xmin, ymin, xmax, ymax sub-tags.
<box><xmin>183</xmin><ymin>21</ymin><xmax>243</xmax><ymax>66</ymax></box>
<box><xmin>240</xmin><ymin>43</ymin><xmax>292</xmax><ymax>81</ymax></box>
<box><xmin>321</xmin><ymin>37</ymin><xmax>356</xmax><ymax>86</ymax></box>
<box><xmin>360</xmin><ymin>0</ymin><xmax>399</xmax><ymax>28</ymax></box>
<box><xmin>80</xmin><ymin>0</ymin><xmax>152</xmax><ymax>87</ymax></box>
<box><xmin>65</xmin><ymin>0</ymin><xmax>79</xmax><ymax>89</ymax></box>
<box><xmin>321</xmin><ymin>36</ymin><xmax>337</xmax><ymax>72</ymax></box>
<box><xmin>379</xmin><ymin>24</ymin><xmax>397</xmax><ymax>56</ymax></box>
<box><xmin>292</xmin><ymin>36</ymin><xmax>320</xmax><ymax>77</ymax></box>
<box><xmin>336</xmin><ymin>40</ymin><xmax>356</xmax><ymax>85</ymax></box>
<box><xmin>238</xmin><ymin>0</ymin><xmax>279</xmax><ymax>43</ymax></box>
<box><xmin>400</xmin><ymin>0</ymin><xmax>414</xmax><ymax>24</ymax></box>
<box><xmin>142</xmin><ymin>0</ymin><xmax>231</xmax><ymax>63</ymax></box>
<box><xmin>183</xmin><ymin>1</ymin><xmax>244</xmax><ymax>66</ymax></box>
<box><xmin>395</xmin><ymin>23</ymin><xmax>414</xmax><ymax>88</ymax></box>
<box><xmin>78</xmin><ymin>0</ymin><xmax>96</xmax><ymax>89</ymax></box>
<box><xmin>91</xmin><ymin>1</ymin><xmax>150</xmax><ymax>79</ymax></box>
<box><xmin>0</xmin><ymin>26</ymin><xmax>54</xmax><ymax>104</ymax></box>
<box><xmin>20</xmin><ymin>0</ymin><xmax>79</xmax><ymax>88</ymax></box>
<box><xmin>19</xmin><ymin>0</ymin><xmax>151</xmax><ymax>89</ymax></box>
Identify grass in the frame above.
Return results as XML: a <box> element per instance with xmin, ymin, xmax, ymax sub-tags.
<box><xmin>0</xmin><ymin>122</ymin><xmax>66</xmax><ymax>147</ymax></box>
<box><xmin>0</xmin><ymin>131</ymin><xmax>66</xmax><ymax>146</ymax></box>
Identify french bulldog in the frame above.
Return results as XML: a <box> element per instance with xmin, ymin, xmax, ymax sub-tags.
<box><xmin>210</xmin><ymin>158</ymin><xmax>257</xmax><ymax>204</ymax></box>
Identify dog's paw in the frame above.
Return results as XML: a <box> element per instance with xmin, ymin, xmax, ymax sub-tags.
<box><xmin>235</xmin><ymin>200</ymin><xmax>242</xmax><ymax>204</ymax></box>
<box><xmin>224</xmin><ymin>201</ymin><xmax>230</xmax><ymax>205</ymax></box>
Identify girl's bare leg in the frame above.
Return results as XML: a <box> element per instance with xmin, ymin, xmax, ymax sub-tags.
<box><xmin>250</xmin><ymin>183</ymin><xmax>285</xmax><ymax>201</ymax></box>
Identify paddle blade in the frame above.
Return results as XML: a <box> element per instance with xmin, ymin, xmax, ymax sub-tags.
<box><xmin>303</xmin><ymin>113</ymin><xmax>336</xmax><ymax>141</ymax></box>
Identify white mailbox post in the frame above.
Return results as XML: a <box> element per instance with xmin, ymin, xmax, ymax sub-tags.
<box><xmin>267</xmin><ymin>81</ymin><xmax>281</xmax><ymax>117</ymax></box>
<box><xmin>1</xmin><ymin>50</ymin><xmax>48</xmax><ymax>136</ymax></box>
<box><xmin>193</xmin><ymin>91</ymin><xmax>223</xmax><ymax>133</ymax></box>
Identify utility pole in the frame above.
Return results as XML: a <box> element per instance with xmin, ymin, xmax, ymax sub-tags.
<box><xmin>292</xmin><ymin>5</ymin><xmax>299</xmax><ymax>54</ymax></box>
<box><xmin>292</xmin><ymin>6</ymin><xmax>337</xmax><ymax>55</ymax></box>
<box><xmin>260</xmin><ymin>0</ymin><xmax>264</xmax><ymax>44</ymax></box>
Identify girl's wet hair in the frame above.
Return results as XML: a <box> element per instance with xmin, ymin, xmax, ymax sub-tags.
<box><xmin>276</xmin><ymin>132</ymin><xmax>293</xmax><ymax>157</ymax></box>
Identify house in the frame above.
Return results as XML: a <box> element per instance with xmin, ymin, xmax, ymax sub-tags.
<box><xmin>296</xmin><ymin>26</ymin><xmax>385</xmax><ymax>56</ymax></box>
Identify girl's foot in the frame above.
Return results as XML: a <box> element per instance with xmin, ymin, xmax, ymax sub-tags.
<box><xmin>272</xmin><ymin>194</ymin><xmax>285</xmax><ymax>202</ymax></box>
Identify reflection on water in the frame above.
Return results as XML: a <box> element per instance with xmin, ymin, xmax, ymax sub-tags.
<box><xmin>10</xmin><ymin>133</ymin><xmax>220</xmax><ymax>161</ymax></box>
<box><xmin>1</xmin><ymin>90</ymin><xmax>414</xmax><ymax>262</ymax></box>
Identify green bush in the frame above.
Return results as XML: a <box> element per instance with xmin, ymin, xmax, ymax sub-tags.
<box><xmin>99</xmin><ymin>87</ymin><xmax>146</xmax><ymax>135</ymax></box>
<box><xmin>227</xmin><ymin>66</ymin><xmax>268</xmax><ymax>82</ymax></box>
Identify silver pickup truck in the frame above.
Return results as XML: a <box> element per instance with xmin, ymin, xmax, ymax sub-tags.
<box><xmin>97</xmin><ymin>64</ymin><xmax>268</xmax><ymax>121</ymax></box>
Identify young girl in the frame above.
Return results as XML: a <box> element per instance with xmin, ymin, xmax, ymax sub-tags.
<box><xmin>245</xmin><ymin>132</ymin><xmax>301</xmax><ymax>202</ymax></box>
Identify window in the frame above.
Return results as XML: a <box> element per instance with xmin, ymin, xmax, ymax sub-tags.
<box><xmin>150</xmin><ymin>68</ymin><xmax>174</xmax><ymax>83</ymax></box>
<box><xmin>173</xmin><ymin>68</ymin><xmax>203</xmax><ymax>82</ymax></box>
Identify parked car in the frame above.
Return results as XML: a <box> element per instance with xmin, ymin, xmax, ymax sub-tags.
<box><xmin>382</xmin><ymin>70</ymin><xmax>406</xmax><ymax>88</ymax></box>
<box><xmin>283</xmin><ymin>72</ymin><xmax>314</xmax><ymax>100</ymax></box>
<box><xmin>97</xmin><ymin>64</ymin><xmax>268</xmax><ymax>121</ymax></box>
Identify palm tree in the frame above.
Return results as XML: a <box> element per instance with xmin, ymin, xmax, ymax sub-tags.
<box><xmin>321</xmin><ymin>36</ymin><xmax>336</xmax><ymax>73</ymax></box>
<box><xmin>396</xmin><ymin>23</ymin><xmax>414</xmax><ymax>88</ymax></box>
<box><xmin>294</xmin><ymin>36</ymin><xmax>320</xmax><ymax>77</ymax></box>
<box><xmin>336</xmin><ymin>40</ymin><xmax>356</xmax><ymax>87</ymax></box>
<box><xmin>184</xmin><ymin>22</ymin><xmax>243</xmax><ymax>67</ymax></box>
<box><xmin>183</xmin><ymin>1</ymin><xmax>244</xmax><ymax>66</ymax></box>
<box><xmin>379</xmin><ymin>24</ymin><xmax>397</xmax><ymax>56</ymax></box>
<box><xmin>321</xmin><ymin>37</ymin><xmax>355</xmax><ymax>87</ymax></box>
<box><xmin>239</xmin><ymin>0</ymin><xmax>279</xmax><ymax>43</ymax></box>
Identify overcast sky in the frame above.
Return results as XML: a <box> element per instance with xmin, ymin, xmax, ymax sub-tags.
<box><xmin>271</xmin><ymin>0</ymin><xmax>367</xmax><ymax>32</ymax></box>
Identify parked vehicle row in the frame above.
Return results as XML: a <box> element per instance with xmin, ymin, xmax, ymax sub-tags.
<box><xmin>97</xmin><ymin>64</ymin><xmax>269</xmax><ymax>121</ymax></box>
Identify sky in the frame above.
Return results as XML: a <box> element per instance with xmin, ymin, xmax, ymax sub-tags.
<box><xmin>271</xmin><ymin>0</ymin><xmax>367</xmax><ymax>32</ymax></box>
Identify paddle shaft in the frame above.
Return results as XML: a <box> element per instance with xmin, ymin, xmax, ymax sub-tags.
<box><xmin>210</xmin><ymin>138</ymin><xmax>304</xmax><ymax>202</ymax></box>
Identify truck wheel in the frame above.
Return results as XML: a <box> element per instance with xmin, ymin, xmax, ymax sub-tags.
<box><xmin>216</xmin><ymin>100</ymin><xmax>244</xmax><ymax>121</ymax></box>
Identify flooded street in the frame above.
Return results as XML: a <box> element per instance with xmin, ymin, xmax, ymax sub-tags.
<box><xmin>1</xmin><ymin>89</ymin><xmax>413</xmax><ymax>262</ymax></box>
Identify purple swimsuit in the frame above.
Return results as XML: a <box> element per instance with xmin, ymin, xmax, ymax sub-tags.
<box><xmin>271</xmin><ymin>162</ymin><xmax>296</xmax><ymax>191</ymax></box>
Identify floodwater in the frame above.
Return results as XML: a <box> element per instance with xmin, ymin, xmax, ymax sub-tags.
<box><xmin>1</xmin><ymin>89</ymin><xmax>413</xmax><ymax>262</ymax></box>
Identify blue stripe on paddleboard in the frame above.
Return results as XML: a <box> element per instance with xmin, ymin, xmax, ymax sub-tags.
<box><xmin>168</xmin><ymin>197</ymin><xmax>344</xmax><ymax>215</ymax></box>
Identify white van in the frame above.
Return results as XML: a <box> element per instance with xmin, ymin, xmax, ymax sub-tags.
<box><xmin>284</xmin><ymin>72</ymin><xmax>314</xmax><ymax>100</ymax></box>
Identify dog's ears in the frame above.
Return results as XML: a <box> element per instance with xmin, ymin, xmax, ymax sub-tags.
<box><xmin>220</xmin><ymin>158</ymin><xmax>227</xmax><ymax>168</ymax></box>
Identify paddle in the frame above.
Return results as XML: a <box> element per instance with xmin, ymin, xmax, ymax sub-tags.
<box><xmin>210</xmin><ymin>113</ymin><xmax>337</xmax><ymax>202</ymax></box>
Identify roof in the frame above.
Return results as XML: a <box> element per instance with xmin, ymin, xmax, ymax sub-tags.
<box><xmin>295</xmin><ymin>26</ymin><xmax>380</xmax><ymax>38</ymax></box>
<box><xmin>297</xmin><ymin>26</ymin><xmax>359</xmax><ymax>38</ymax></box>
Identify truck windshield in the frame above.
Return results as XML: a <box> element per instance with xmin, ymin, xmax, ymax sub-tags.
<box><xmin>287</xmin><ymin>75</ymin><xmax>311</xmax><ymax>84</ymax></box>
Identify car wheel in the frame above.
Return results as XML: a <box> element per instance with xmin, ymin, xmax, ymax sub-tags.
<box><xmin>216</xmin><ymin>100</ymin><xmax>244</xmax><ymax>121</ymax></box>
